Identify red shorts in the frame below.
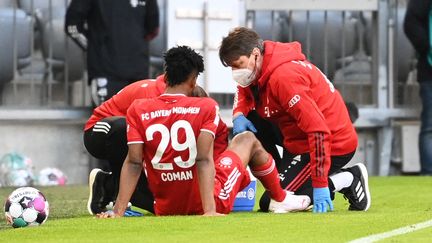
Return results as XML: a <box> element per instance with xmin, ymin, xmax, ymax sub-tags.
<box><xmin>213</xmin><ymin>150</ymin><xmax>251</xmax><ymax>214</ymax></box>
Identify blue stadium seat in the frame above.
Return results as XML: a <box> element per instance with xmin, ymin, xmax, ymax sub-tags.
<box><xmin>18</xmin><ymin>0</ymin><xmax>68</xmax><ymax>15</ymax></box>
<box><xmin>286</xmin><ymin>11</ymin><xmax>358</xmax><ymax>80</ymax></box>
<box><xmin>0</xmin><ymin>13</ymin><xmax>14</xmax><ymax>86</ymax></box>
<box><xmin>18</xmin><ymin>0</ymin><xmax>70</xmax><ymax>53</ymax></box>
<box><xmin>0</xmin><ymin>8</ymin><xmax>32</xmax><ymax>84</ymax></box>
<box><xmin>37</xmin><ymin>7</ymin><xmax>84</xmax><ymax>82</ymax></box>
<box><xmin>363</xmin><ymin>7</ymin><xmax>415</xmax><ymax>84</ymax></box>
<box><xmin>252</xmin><ymin>10</ymin><xmax>284</xmax><ymax>42</ymax></box>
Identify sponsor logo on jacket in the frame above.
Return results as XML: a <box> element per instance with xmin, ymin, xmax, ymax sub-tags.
<box><xmin>289</xmin><ymin>94</ymin><xmax>301</xmax><ymax>108</ymax></box>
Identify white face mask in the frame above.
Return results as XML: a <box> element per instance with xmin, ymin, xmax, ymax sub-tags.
<box><xmin>232</xmin><ymin>68</ymin><xmax>255</xmax><ymax>88</ymax></box>
<box><xmin>232</xmin><ymin>53</ymin><xmax>257</xmax><ymax>88</ymax></box>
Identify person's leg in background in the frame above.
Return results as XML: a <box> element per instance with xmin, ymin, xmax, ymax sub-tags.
<box><xmin>90</xmin><ymin>77</ymin><xmax>130</xmax><ymax>106</ymax></box>
<box><xmin>84</xmin><ymin>116</ymin><xmax>127</xmax><ymax>182</ymax></box>
<box><xmin>84</xmin><ymin>116</ymin><xmax>154</xmax><ymax>214</ymax></box>
<box><xmin>419</xmin><ymin>82</ymin><xmax>432</xmax><ymax>175</ymax></box>
<box><xmin>246</xmin><ymin>111</ymin><xmax>285</xmax><ymax>166</ymax></box>
<box><xmin>258</xmin><ymin>152</ymin><xmax>311</xmax><ymax>211</ymax></box>
<box><xmin>102</xmin><ymin>117</ymin><xmax>154</xmax><ymax>213</ymax></box>
<box><xmin>89</xmin><ymin>77</ymin><xmax>130</xmax><ymax>173</ymax></box>
<box><xmin>215</xmin><ymin>131</ymin><xmax>310</xmax><ymax>214</ymax></box>
<box><xmin>258</xmin><ymin>148</ymin><xmax>369</xmax><ymax>211</ymax></box>
<box><xmin>247</xmin><ymin>102</ymin><xmax>369</xmax><ymax>211</ymax></box>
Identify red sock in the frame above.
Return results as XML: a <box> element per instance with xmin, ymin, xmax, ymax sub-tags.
<box><xmin>250</xmin><ymin>155</ymin><xmax>286</xmax><ymax>202</ymax></box>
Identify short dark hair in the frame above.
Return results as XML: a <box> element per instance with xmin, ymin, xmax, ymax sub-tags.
<box><xmin>163</xmin><ymin>46</ymin><xmax>204</xmax><ymax>87</ymax></box>
<box><xmin>219</xmin><ymin>27</ymin><xmax>263</xmax><ymax>67</ymax></box>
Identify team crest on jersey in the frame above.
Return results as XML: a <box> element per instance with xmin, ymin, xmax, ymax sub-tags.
<box><xmin>218</xmin><ymin>157</ymin><xmax>232</xmax><ymax>168</ymax></box>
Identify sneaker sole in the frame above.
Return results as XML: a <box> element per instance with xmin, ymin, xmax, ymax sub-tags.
<box><xmin>269</xmin><ymin>205</ymin><xmax>310</xmax><ymax>214</ymax></box>
<box><xmin>87</xmin><ymin>168</ymin><xmax>102</xmax><ymax>215</ymax></box>
<box><xmin>269</xmin><ymin>196</ymin><xmax>311</xmax><ymax>213</ymax></box>
<box><xmin>355</xmin><ymin>163</ymin><xmax>371</xmax><ymax>211</ymax></box>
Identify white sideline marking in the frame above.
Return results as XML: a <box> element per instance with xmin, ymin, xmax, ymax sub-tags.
<box><xmin>349</xmin><ymin>219</ymin><xmax>432</xmax><ymax>243</ymax></box>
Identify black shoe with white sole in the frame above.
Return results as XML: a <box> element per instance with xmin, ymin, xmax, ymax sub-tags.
<box><xmin>87</xmin><ymin>168</ymin><xmax>113</xmax><ymax>215</ymax></box>
<box><xmin>340</xmin><ymin>163</ymin><xmax>371</xmax><ymax>211</ymax></box>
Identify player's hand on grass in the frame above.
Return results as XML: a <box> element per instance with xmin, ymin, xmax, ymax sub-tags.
<box><xmin>202</xmin><ymin>211</ymin><xmax>225</xmax><ymax>217</ymax></box>
<box><xmin>313</xmin><ymin>187</ymin><xmax>334</xmax><ymax>213</ymax></box>
<box><xmin>96</xmin><ymin>210</ymin><xmax>122</xmax><ymax>218</ymax></box>
<box><xmin>232</xmin><ymin>114</ymin><xmax>257</xmax><ymax>135</ymax></box>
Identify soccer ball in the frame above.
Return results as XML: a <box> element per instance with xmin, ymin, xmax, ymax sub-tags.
<box><xmin>4</xmin><ymin>187</ymin><xmax>49</xmax><ymax>228</ymax></box>
<box><xmin>4</xmin><ymin>169</ymin><xmax>35</xmax><ymax>187</ymax></box>
<box><xmin>38</xmin><ymin>167</ymin><xmax>67</xmax><ymax>186</ymax></box>
<box><xmin>0</xmin><ymin>152</ymin><xmax>35</xmax><ymax>186</ymax></box>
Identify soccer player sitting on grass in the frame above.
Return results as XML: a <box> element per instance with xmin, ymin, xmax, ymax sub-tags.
<box><xmin>97</xmin><ymin>46</ymin><xmax>311</xmax><ymax>217</ymax></box>
<box><xmin>85</xmin><ymin>74</ymin><xmax>232</xmax><ymax>216</ymax></box>
<box><xmin>84</xmin><ymin>76</ymin><xmax>232</xmax><ymax>216</ymax></box>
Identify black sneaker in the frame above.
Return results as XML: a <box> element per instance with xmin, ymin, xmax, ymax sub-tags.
<box><xmin>87</xmin><ymin>168</ymin><xmax>113</xmax><ymax>215</ymax></box>
<box><xmin>340</xmin><ymin>163</ymin><xmax>371</xmax><ymax>211</ymax></box>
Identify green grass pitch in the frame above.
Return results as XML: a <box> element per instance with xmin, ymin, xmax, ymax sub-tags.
<box><xmin>0</xmin><ymin>177</ymin><xmax>431</xmax><ymax>242</ymax></box>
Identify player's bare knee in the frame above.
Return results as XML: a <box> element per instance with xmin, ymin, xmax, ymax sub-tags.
<box><xmin>230</xmin><ymin>131</ymin><xmax>256</xmax><ymax>149</ymax></box>
<box><xmin>232</xmin><ymin>132</ymin><xmax>268</xmax><ymax>167</ymax></box>
<box><xmin>228</xmin><ymin>132</ymin><xmax>257</xmax><ymax>166</ymax></box>
<box><xmin>232</xmin><ymin>131</ymin><xmax>265</xmax><ymax>155</ymax></box>
<box><xmin>232</xmin><ymin>131</ymin><xmax>256</xmax><ymax>144</ymax></box>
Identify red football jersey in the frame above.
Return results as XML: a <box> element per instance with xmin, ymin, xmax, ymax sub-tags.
<box><xmin>84</xmin><ymin>75</ymin><xmax>166</xmax><ymax>131</ymax></box>
<box><xmin>84</xmin><ymin>75</ymin><xmax>229</xmax><ymax>157</ymax></box>
<box><xmin>127</xmin><ymin>94</ymin><xmax>221</xmax><ymax>215</ymax></box>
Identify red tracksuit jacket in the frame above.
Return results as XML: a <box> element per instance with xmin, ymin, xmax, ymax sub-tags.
<box><xmin>233</xmin><ymin>41</ymin><xmax>358</xmax><ymax>188</ymax></box>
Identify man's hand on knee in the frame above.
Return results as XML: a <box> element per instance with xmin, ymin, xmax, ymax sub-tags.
<box><xmin>233</xmin><ymin>114</ymin><xmax>257</xmax><ymax>135</ymax></box>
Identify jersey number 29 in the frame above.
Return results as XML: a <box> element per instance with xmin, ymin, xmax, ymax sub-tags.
<box><xmin>145</xmin><ymin>120</ymin><xmax>197</xmax><ymax>170</ymax></box>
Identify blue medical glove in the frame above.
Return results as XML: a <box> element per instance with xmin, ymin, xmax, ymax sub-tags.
<box><xmin>232</xmin><ymin>115</ymin><xmax>257</xmax><ymax>135</ymax></box>
<box><xmin>313</xmin><ymin>187</ymin><xmax>334</xmax><ymax>213</ymax></box>
<box><xmin>123</xmin><ymin>209</ymin><xmax>143</xmax><ymax>217</ymax></box>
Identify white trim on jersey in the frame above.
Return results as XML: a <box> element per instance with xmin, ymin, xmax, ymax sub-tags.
<box><xmin>127</xmin><ymin>141</ymin><xmax>144</xmax><ymax>145</ymax></box>
<box><xmin>213</xmin><ymin>106</ymin><xmax>220</xmax><ymax>126</ymax></box>
<box><xmin>160</xmin><ymin>93</ymin><xmax>187</xmax><ymax>97</ymax></box>
<box><xmin>200</xmin><ymin>129</ymin><xmax>215</xmax><ymax>137</ymax></box>
<box><xmin>218</xmin><ymin>168</ymin><xmax>242</xmax><ymax>200</ymax></box>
